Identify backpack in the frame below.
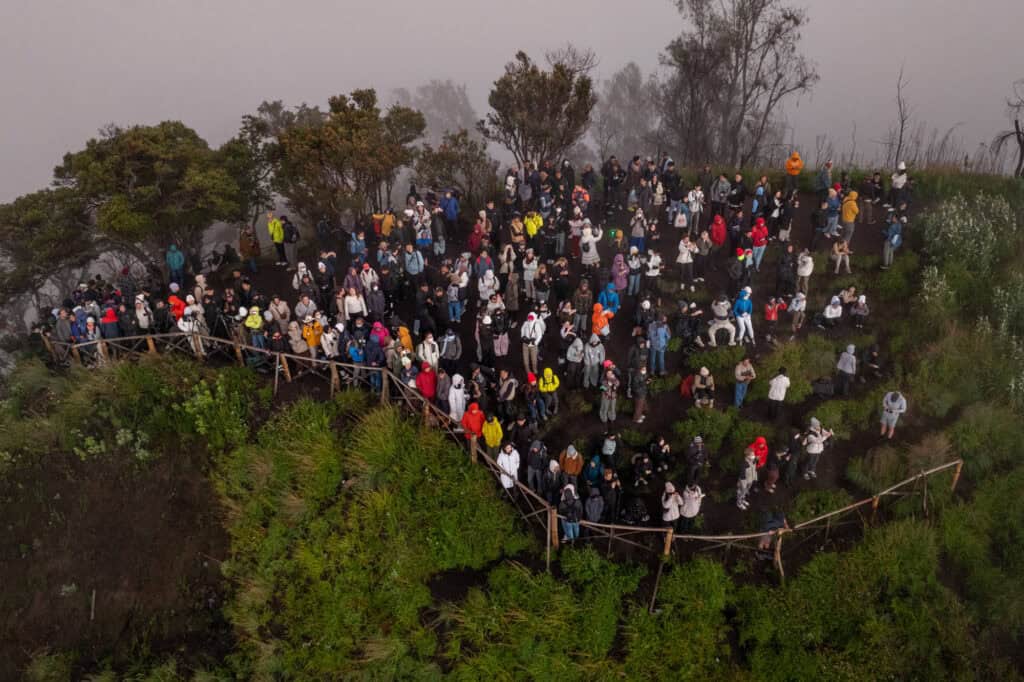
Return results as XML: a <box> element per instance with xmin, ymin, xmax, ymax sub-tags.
<box><xmin>889</xmin><ymin>232</ymin><xmax>902</xmax><ymax>248</ymax></box>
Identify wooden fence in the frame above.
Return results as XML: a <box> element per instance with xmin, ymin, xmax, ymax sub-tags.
<box><xmin>42</xmin><ymin>330</ymin><xmax>964</xmax><ymax>586</ymax></box>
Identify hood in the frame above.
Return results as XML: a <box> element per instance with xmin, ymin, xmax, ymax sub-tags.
<box><xmin>845</xmin><ymin>191</ymin><xmax>859</xmax><ymax>202</ymax></box>
<box><xmin>613</xmin><ymin>254</ymin><xmax>624</xmax><ymax>266</ymax></box>
<box><xmin>592</xmin><ymin>303</ymin><xmax>603</xmax><ymax>313</ymax></box>
<box><xmin>846</xmin><ymin>344</ymin><xmax>856</xmax><ymax>354</ymax></box>
<box><xmin>790</xmin><ymin>151</ymin><xmax>801</xmax><ymax>161</ymax></box>
<box><xmin>754</xmin><ymin>436</ymin><xmax>767</xmax><ymax>449</ymax></box>
<box><xmin>549</xmin><ymin>460</ymin><xmax>560</xmax><ymax>472</ymax></box>
<box><xmin>589</xmin><ymin>333</ymin><xmax>600</xmax><ymax>344</ymax></box>
<box><xmin>664</xmin><ymin>482</ymin><xmax>676</xmax><ymax>494</ymax></box>
<box><xmin>100</xmin><ymin>308</ymin><xmax>118</xmax><ymax>324</ymax></box>
<box><xmin>543</xmin><ymin>368</ymin><xmax>554</xmax><ymax>380</ymax></box>
<box><xmin>297</xmin><ymin>262</ymin><xmax>308</xmax><ymax>274</ymax></box>
<box><xmin>452</xmin><ymin>374</ymin><xmax>464</xmax><ymax>387</ymax></box>
<box><xmin>468</xmin><ymin>402</ymin><xmax>480</xmax><ymax>413</ymax></box>
<box><xmin>604</xmin><ymin>283</ymin><xmax>616</xmax><ymax>294</ymax></box>
<box><xmin>566</xmin><ymin>444</ymin><xmax>578</xmax><ymax>457</ymax></box>
<box><xmin>168</xmin><ymin>244</ymin><xmax>179</xmax><ymax>252</ymax></box>
<box><xmin>809</xmin><ymin>417</ymin><xmax>821</xmax><ymax>429</ymax></box>
<box><xmin>712</xmin><ymin>215</ymin><xmax>725</xmax><ymax>227</ymax></box>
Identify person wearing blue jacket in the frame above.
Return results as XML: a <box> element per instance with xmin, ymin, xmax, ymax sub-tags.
<box><xmin>881</xmin><ymin>211</ymin><xmax>903</xmax><ymax>269</ymax></box>
<box><xmin>647</xmin><ymin>315</ymin><xmax>672</xmax><ymax>376</ymax></box>
<box><xmin>441</xmin><ymin>190</ymin><xmax>459</xmax><ymax>224</ymax></box>
<box><xmin>165</xmin><ymin>244</ymin><xmax>185</xmax><ymax>284</ymax></box>
<box><xmin>733</xmin><ymin>286</ymin><xmax>755</xmax><ymax>345</ymax></box>
<box><xmin>597</xmin><ymin>282</ymin><xmax>620</xmax><ymax>315</ymax></box>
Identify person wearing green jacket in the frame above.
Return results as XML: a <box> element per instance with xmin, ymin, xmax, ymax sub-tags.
<box><xmin>267</xmin><ymin>212</ymin><xmax>286</xmax><ymax>266</ymax></box>
<box><xmin>165</xmin><ymin>244</ymin><xmax>185</xmax><ymax>284</ymax></box>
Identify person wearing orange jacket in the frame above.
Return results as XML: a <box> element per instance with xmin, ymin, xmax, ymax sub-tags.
<box><xmin>460</xmin><ymin>402</ymin><xmax>485</xmax><ymax>440</ymax></box>
<box><xmin>784</xmin><ymin>151</ymin><xmax>804</xmax><ymax>195</ymax></box>
<box><xmin>591</xmin><ymin>302</ymin><xmax>614</xmax><ymax>338</ymax></box>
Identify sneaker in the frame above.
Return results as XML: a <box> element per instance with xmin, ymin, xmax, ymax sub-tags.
<box><xmin>811</xmin><ymin>471</ymin><xmax>817</xmax><ymax>479</ymax></box>
<box><xmin>560</xmin><ymin>537</ymin><xmax>569</xmax><ymax>543</ymax></box>
<box><xmin>690</xmin><ymin>285</ymin><xmax>696</xmax><ymax>292</ymax></box>
<box><xmin>803</xmin><ymin>472</ymin><xmax>811</xmax><ymax>480</ymax></box>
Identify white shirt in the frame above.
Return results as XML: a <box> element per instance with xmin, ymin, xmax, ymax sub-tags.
<box><xmin>768</xmin><ymin>374</ymin><xmax>791</xmax><ymax>401</ymax></box>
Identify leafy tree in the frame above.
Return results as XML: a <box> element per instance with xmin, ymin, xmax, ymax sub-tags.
<box><xmin>659</xmin><ymin>0</ymin><xmax>819</xmax><ymax>166</ymax></box>
<box><xmin>217</xmin><ymin>114</ymin><xmax>279</xmax><ymax>230</ymax></box>
<box><xmin>413</xmin><ymin>130</ymin><xmax>499</xmax><ymax>214</ymax></box>
<box><xmin>478</xmin><ymin>49</ymin><xmax>597</xmax><ymax>167</ymax></box>
<box><xmin>392</xmin><ymin>80</ymin><xmax>479</xmax><ymax>145</ymax></box>
<box><xmin>270</xmin><ymin>89</ymin><xmax>425</xmax><ymax>222</ymax></box>
<box><xmin>0</xmin><ymin>187</ymin><xmax>92</xmax><ymax>297</ymax></box>
<box><xmin>590</xmin><ymin>62</ymin><xmax>660</xmax><ymax>162</ymax></box>
<box><xmin>53</xmin><ymin>121</ymin><xmax>239</xmax><ymax>271</ymax></box>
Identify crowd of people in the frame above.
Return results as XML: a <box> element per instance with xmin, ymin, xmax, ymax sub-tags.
<box><xmin>44</xmin><ymin>153</ymin><xmax>914</xmax><ymax>542</ymax></box>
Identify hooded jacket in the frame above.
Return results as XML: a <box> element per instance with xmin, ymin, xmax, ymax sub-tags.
<box><xmin>710</xmin><ymin>215</ymin><xmax>727</xmax><ymax>246</ymax></box>
<box><xmin>559</xmin><ymin>445</ymin><xmax>582</xmax><ymax>476</ymax></box>
<box><xmin>460</xmin><ymin>402</ymin><xmax>485</xmax><ymax>439</ymax></box>
<box><xmin>732</xmin><ymin>290</ymin><xmax>753</xmax><ymax>317</ymax></box>
<box><xmin>448</xmin><ymin>374</ymin><xmax>467</xmax><ymax>421</ymax></box>
<box><xmin>539</xmin><ymin>368</ymin><xmax>560</xmax><ymax>393</ymax></box>
<box><xmin>597</xmin><ymin>283</ymin><xmax>620</xmax><ymax>314</ymax></box>
<box><xmin>749</xmin><ymin>437</ymin><xmax>769</xmax><ymax>468</ymax></box>
<box><xmin>591</xmin><ymin>304</ymin><xmax>613</xmax><ymax>336</ymax></box>
<box><xmin>785</xmin><ymin>152</ymin><xmax>804</xmax><ymax>176</ymax></box>
<box><xmin>497</xmin><ymin>447</ymin><xmax>520</xmax><ymax>489</ymax></box>
<box><xmin>841</xmin><ymin>191</ymin><xmax>860</xmax><ymax>222</ymax></box>
<box><xmin>583</xmin><ymin>334</ymin><xmax>605</xmax><ymax>366</ymax></box>
<box><xmin>482</xmin><ymin>418</ymin><xmax>504</xmax><ymax>448</ymax></box>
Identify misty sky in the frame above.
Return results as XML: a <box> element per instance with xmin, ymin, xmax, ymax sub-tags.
<box><xmin>2</xmin><ymin>0</ymin><xmax>1021</xmax><ymax>202</ymax></box>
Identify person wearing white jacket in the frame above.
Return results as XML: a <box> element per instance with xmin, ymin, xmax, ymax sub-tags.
<box><xmin>680</xmin><ymin>483</ymin><xmax>705</xmax><ymax>531</ymax></box>
<box><xmin>661</xmin><ymin>482</ymin><xmax>685</xmax><ymax>531</ymax></box>
<box><xmin>497</xmin><ymin>443</ymin><xmax>521</xmax><ymax>490</ymax></box>
<box><xmin>520</xmin><ymin>312</ymin><xmax>546</xmax><ymax>375</ymax></box>
<box><xmin>767</xmin><ymin>368</ymin><xmax>791</xmax><ymax>419</ymax></box>
<box><xmin>417</xmin><ymin>333</ymin><xmax>440</xmax><ymax>370</ymax></box>
<box><xmin>448</xmin><ymin>373</ymin><xmax>468</xmax><ymax>422</ymax></box>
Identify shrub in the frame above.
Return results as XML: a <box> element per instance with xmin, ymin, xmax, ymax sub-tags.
<box><xmin>920</xmin><ymin>193</ymin><xmax>1018</xmax><ymax>281</ymax></box>
<box><xmin>748</xmin><ymin>335</ymin><xmax>839</xmax><ymax>404</ymax></box>
<box><xmin>622</xmin><ymin>558</ymin><xmax>734</xmax><ymax>679</ymax></box>
<box><xmin>673</xmin><ymin>406</ymin><xmax>736</xmax><ymax>453</ymax></box>
<box><xmin>789</xmin><ymin>489</ymin><xmax>855</xmax><ymax>525</ymax></box>
<box><xmin>947</xmin><ymin>402</ymin><xmax>1024</xmax><ymax>481</ymax></box>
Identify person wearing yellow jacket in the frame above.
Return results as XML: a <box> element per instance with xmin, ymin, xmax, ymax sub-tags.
<box><xmin>267</xmin><ymin>212</ymin><xmax>286</xmax><ymax>265</ymax></box>
<box><xmin>783</xmin><ymin>151</ymin><xmax>803</xmax><ymax>195</ymax></box>
<box><xmin>840</xmin><ymin>191</ymin><xmax>859</xmax><ymax>242</ymax></box>
<box><xmin>301</xmin><ymin>315</ymin><xmax>322</xmax><ymax>359</ymax></box>
<box><xmin>524</xmin><ymin>211</ymin><xmax>543</xmax><ymax>250</ymax></box>
<box><xmin>538</xmin><ymin>367</ymin><xmax>561</xmax><ymax>416</ymax></box>
<box><xmin>244</xmin><ymin>306</ymin><xmax>267</xmax><ymax>349</ymax></box>
<box><xmin>481</xmin><ymin>413</ymin><xmax>504</xmax><ymax>458</ymax></box>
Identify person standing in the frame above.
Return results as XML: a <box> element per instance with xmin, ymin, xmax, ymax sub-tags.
<box><xmin>599</xmin><ymin>367</ymin><xmax>620</xmax><ymax>426</ymax></box>
<box><xmin>267</xmin><ymin>212</ymin><xmax>286</xmax><ymax>266</ymax></box>
<box><xmin>559</xmin><ymin>484</ymin><xmax>583</xmax><ymax>543</ymax></box>
<box><xmin>661</xmin><ymin>482</ymin><xmax>685</xmax><ymax>531</ymax></box>
<box><xmin>880</xmin><ymin>390</ymin><xmax>907</xmax><ymax>439</ymax></box>
<box><xmin>784</xmin><ymin>151</ymin><xmax>804</xmax><ymax>195</ymax></box>
<box><xmin>796</xmin><ymin>250</ymin><xmax>814</xmax><ymax>295</ymax></box>
<box><xmin>767</xmin><ymin>368</ymin><xmax>790</xmax><ymax>419</ymax></box>
<box><xmin>632</xmin><ymin>365</ymin><xmax>650</xmax><ymax>424</ymax></box>
<box><xmin>836</xmin><ymin>345</ymin><xmax>857</xmax><ymax>396</ymax></box>
<box><xmin>281</xmin><ymin>215</ymin><xmax>300</xmax><ymax>270</ymax></box>
<box><xmin>734</xmin><ymin>357</ymin><xmax>756</xmax><ymax>408</ymax></box>
<box><xmin>840</xmin><ymin>190</ymin><xmax>860</xmax><ymax>242</ymax></box>
<box><xmin>647</xmin><ymin>315</ymin><xmax>671</xmax><ymax>377</ymax></box>
<box><xmin>736</xmin><ymin>450</ymin><xmax>758</xmax><ymax>510</ymax></box>
<box><xmin>881</xmin><ymin>211</ymin><xmax>903</xmax><ymax>270</ymax></box>
<box><xmin>680</xmin><ymin>483</ymin><xmax>705</xmax><ymax>532</ymax></box>
<box><xmin>497</xmin><ymin>442</ymin><xmax>520</xmax><ymax>492</ymax></box>
<box><xmin>482</xmin><ymin>413</ymin><xmax>504</xmax><ymax>459</ymax></box>
<box><xmin>685</xmin><ymin>436</ymin><xmax>708</xmax><ymax>486</ymax></box>
<box><xmin>802</xmin><ymin>417</ymin><xmax>833</xmax><ymax>480</ymax></box>
<box><xmin>520</xmin><ymin>312</ymin><xmax>545</xmax><ymax>375</ymax></box>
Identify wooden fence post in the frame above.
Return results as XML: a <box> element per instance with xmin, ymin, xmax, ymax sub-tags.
<box><xmin>146</xmin><ymin>336</ymin><xmax>158</xmax><ymax>354</ymax></box>
<box><xmin>663</xmin><ymin>528</ymin><xmax>674</xmax><ymax>557</ymax></box>
<box><xmin>280</xmin><ymin>354</ymin><xmax>292</xmax><ymax>382</ymax></box>
<box><xmin>233</xmin><ymin>339</ymin><xmax>245</xmax><ymax>366</ymax></box>
<box><xmin>469</xmin><ymin>435</ymin><xmax>479</xmax><ymax>464</ymax></box>
<box><xmin>41</xmin><ymin>335</ymin><xmax>57</xmax><ymax>363</ymax></box>
<box><xmin>549</xmin><ymin>507</ymin><xmax>560</xmax><ymax>551</ymax></box>
<box><xmin>273</xmin><ymin>354</ymin><xmax>281</xmax><ymax>396</ymax></box>
<box><xmin>71</xmin><ymin>345</ymin><xmax>82</xmax><ymax>366</ymax></box>
<box><xmin>774</xmin><ymin>530</ymin><xmax>787</xmax><ymax>584</ymax></box>
<box><xmin>329</xmin><ymin>362</ymin><xmax>340</xmax><ymax>396</ymax></box>
<box><xmin>546</xmin><ymin>507</ymin><xmax>553</xmax><ymax>573</ymax></box>
<box><xmin>950</xmin><ymin>460</ymin><xmax>964</xmax><ymax>492</ymax></box>
<box><xmin>870</xmin><ymin>495</ymin><xmax>880</xmax><ymax>523</ymax></box>
<box><xmin>380</xmin><ymin>370</ymin><xmax>389</xmax><ymax>404</ymax></box>
<box><xmin>97</xmin><ymin>340</ymin><xmax>110</xmax><ymax>365</ymax></box>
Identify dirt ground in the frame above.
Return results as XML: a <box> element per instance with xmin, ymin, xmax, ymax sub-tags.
<box><xmin>0</xmin><ymin>445</ymin><xmax>232</xmax><ymax>678</ymax></box>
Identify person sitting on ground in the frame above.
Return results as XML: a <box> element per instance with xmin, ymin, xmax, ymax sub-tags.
<box><xmin>693</xmin><ymin>366</ymin><xmax>715</xmax><ymax>408</ymax></box>
<box><xmin>850</xmin><ymin>295</ymin><xmax>870</xmax><ymax>329</ymax></box>
<box><xmin>632</xmin><ymin>452</ymin><xmax>654</xmax><ymax>488</ymax></box>
<box><xmin>817</xmin><ymin>296</ymin><xmax>844</xmax><ymax>329</ymax></box>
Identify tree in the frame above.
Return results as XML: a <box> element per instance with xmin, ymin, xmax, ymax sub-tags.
<box><xmin>0</xmin><ymin>187</ymin><xmax>93</xmax><ymax>297</ymax></box>
<box><xmin>269</xmin><ymin>89</ymin><xmax>425</xmax><ymax>222</ymax></box>
<box><xmin>217</xmin><ymin>114</ymin><xmax>279</xmax><ymax>230</ymax></box>
<box><xmin>992</xmin><ymin>79</ymin><xmax>1024</xmax><ymax>178</ymax></box>
<box><xmin>53</xmin><ymin>121</ymin><xmax>239</xmax><ymax>271</ymax></box>
<box><xmin>413</xmin><ymin>130</ymin><xmax>500</xmax><ymax>214</ymax></box>
<box><xmin>589</xmin><ymin>62</ymin><xmax>660</xmax><ymax>162</ymax></box>
<box><xmin>391</xmin><ymin>80</ymin><xmax>479</xmax><ymax>145</ymax></box>
<box><xmin>659</xmin><ymin>0</ymin><xmax>819</xmax><ymax>166</ymax></box>
<box><xmin>478</xmin><ymin>49</ymin><xmax>597</xmax><ymax>167</ymax></box>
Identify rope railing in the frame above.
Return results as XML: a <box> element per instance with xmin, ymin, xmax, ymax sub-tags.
<box><xmin>40</xmin><ymin>331</ymin><xmax>965</xmax><ymax>581</ymax></box>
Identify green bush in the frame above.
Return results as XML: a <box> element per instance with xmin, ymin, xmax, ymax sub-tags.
<box><xmin>737</xmin><ymin>520</ymin><xmax>978</xmax><ymax>680</ymax></box>
<box><xmin>622</xmin><ymin>558</ymin><xmax>734</xmax><ymax>679</ymax></box>
<box><xmin>673</xmin><ymin>406</ymin><xmax>736</xmax><ymax>453</ymax></box>
<box><xmin>947</xmin><ymin>402</ymin><xmax>1024</xmax><ymax>481</ymax></box>
<box><xmin>789</xmin><ymin>489</ymin><xmax>855</xmax><ymax>525</ymax></box>
<box><xmin>811</xmin><ymin>386</ymin><xmax>887</xmax><ymax>441</ymax></box>
<box><xmin>748</xmin><ymin>335</ymin><xmax>840</xmax><ymax>404</ymax></box>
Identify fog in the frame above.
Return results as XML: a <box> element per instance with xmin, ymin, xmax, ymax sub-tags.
<box><xmin>2</xmin><ymin>0</ymin><xmax>1021</xmax><ymax>201</ymax></box>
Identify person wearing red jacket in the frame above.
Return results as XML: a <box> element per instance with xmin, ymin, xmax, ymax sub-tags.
<box><xmin>168</xmin><ymin>295</ymin><xmax>186</xmax><ymax>321</ymax></box>
<box><xmin>763</xmin><ymin>297</ymin><xmax>788</xmax><ymax>344</ymax></box>
<box><xmin>460</xmin><ymin>402</ymin><xmax>486</xmax><ymax>440</ymax></box>
<box><xmin>750</xmin><ymin>217</ymin><xmax>769</xmax><ymax>272</ymax></box>
<box><xmin>415</xmin><ymin>362</ymin><xmax>437</xmax><ymax>401</ymax></box>
<box><xmin>748</xmin><ymin>436</ymin><xmax>769</xmax><ymax>470</ymax></box>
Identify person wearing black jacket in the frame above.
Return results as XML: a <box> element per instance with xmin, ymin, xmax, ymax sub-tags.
<box><xmin>558</xmin><ymin>483</ymin><xmax>583</xmax><ymax>542</ymax></box>
<box><xmin>860</xmin><ymin>172</ymin><xmax>884</xmax><ymax>225</ymax></box>
<box><xmin>526</xmin><ymin>440</ymin><xmax>548</xmax><ymax>493</ymax></box>
<box><xmin>727</xmin><ymin>173</ymin><xmax>747</xmax><ymax>214</ymax></box>
<box><xmin>685</xmin><ymin>436</ymin><xmax>709</xmax><ymax>485</ymax></box>
<box><xmin>775</xmin><ymin>243</ymin><xmax>797</xmax><ymax>297</ymax></box>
